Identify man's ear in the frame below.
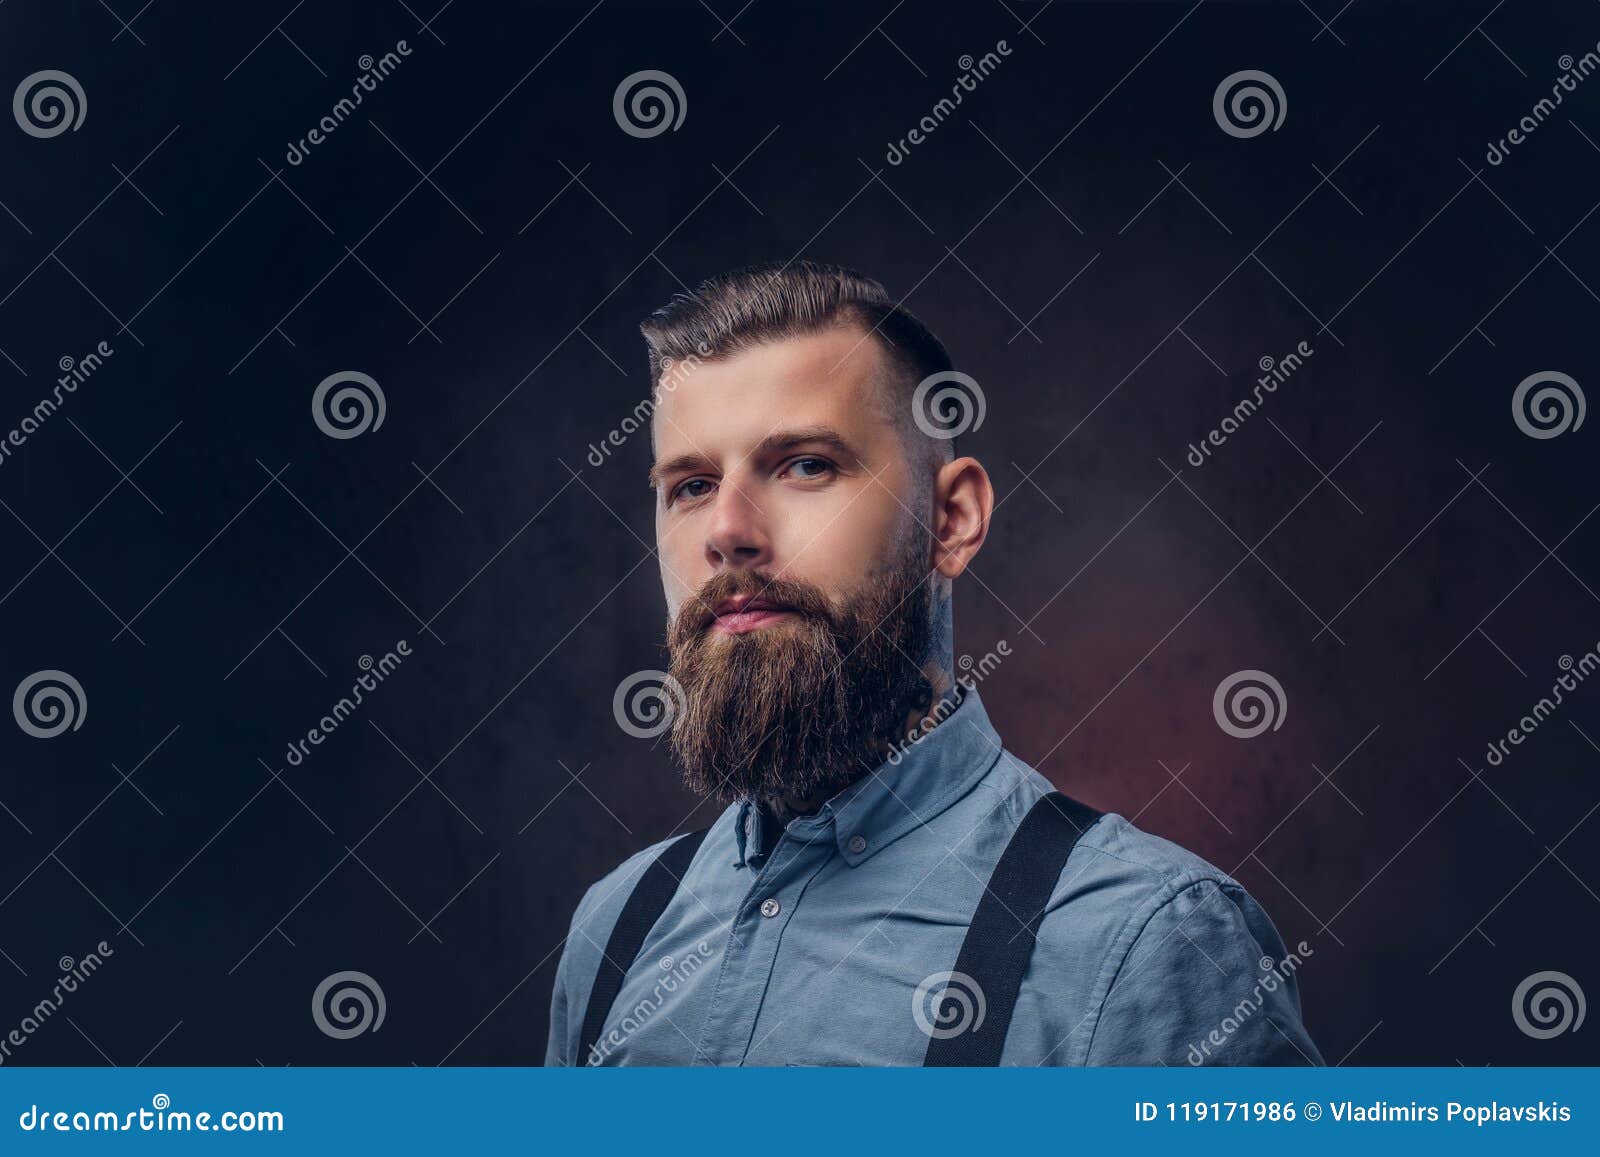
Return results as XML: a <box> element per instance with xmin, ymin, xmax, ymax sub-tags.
<box><xmin>930</xmin><ymin>456</ymin><xmax>993</xmax><ymax>579</ymax></box>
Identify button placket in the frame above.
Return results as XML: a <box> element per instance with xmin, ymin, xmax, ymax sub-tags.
<box><xmin>693</xmin><ymin>829</ymin><xmax>832</xmax><ymax>1065</ymax></box>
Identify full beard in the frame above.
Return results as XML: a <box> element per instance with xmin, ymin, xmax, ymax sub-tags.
<box><xmin>665</xmin><ymin>545</ymin><xmax>935</xmax><ymax>807</ymax></box>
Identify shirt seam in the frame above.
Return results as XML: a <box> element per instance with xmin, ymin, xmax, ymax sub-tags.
<box><xmin>1075</xmin><ymin>870</ymin><xmax>1230</xmax><ymax>1065</ymax></box>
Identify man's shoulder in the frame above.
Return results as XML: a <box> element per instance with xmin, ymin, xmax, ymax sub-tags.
<box><xmin>1074</xmin><ymin>810</ymin><xmax>1245</xmax><ymax>898</ymax></box>
<box><xmin>1034</xmin><ymin>796</ymin><xmax>1263</xmax><ymax>954</ymax></box>
<box><xmin>567</xmin><ymin>809</ymin><xmax>736</xmax><ymax>937</ymax></box>
<box><xmin>981</xmin><ymin>753</ymin><xmax>1247</xmax><ymax>912</ymax></box>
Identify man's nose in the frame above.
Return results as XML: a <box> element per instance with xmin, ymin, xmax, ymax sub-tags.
<box><xmin>704</xmin><ymin>482</ymin><xmax>771</xmax><ymax>570</ymax></box>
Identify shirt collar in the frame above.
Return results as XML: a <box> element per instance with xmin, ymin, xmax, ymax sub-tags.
<box><xmin>732</xmin><ymin>688</ymin><xmax>1005</xmax><ymax>869</ymax></box>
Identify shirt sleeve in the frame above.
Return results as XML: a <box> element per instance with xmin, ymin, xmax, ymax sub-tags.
<box><xmin>545</xmin><ymin>878</ymin><xmax>605</xmax><ymax>1067</ymax></box>
<box><xmin>1085</xmin><ymin>876</ymin><xmax>1324</xmax><ymax>1066</ymax></box>
<box><xmin>544</xmin><ymin>933</ymin><xmax>573</xmax><ymax>1066</ymax></box>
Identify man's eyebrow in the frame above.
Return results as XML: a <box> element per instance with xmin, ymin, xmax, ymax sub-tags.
<box><xmin>751</xmin><ymin>426</ymin><xmax>859</xmax><ymax>465</ymax></box>
<box><xmin>647</xmin><ymin>451</ymin><xmax>710</xmax><ymax>491</ymax></box>
<box><xmin>647</xmin><ymin>426</ymin><xmax>860</xmax><ymax>490</ymax></box>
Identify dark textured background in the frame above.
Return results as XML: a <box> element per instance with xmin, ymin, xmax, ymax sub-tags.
<box><xmin>0</xmin><ymin>0</ymin><xmax>1596</xmax><ymax>1066</ymax></box>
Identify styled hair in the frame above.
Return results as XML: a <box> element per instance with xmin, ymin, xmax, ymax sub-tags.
<box><xmin>639</xmin><ymin>260</ymin><xmax>957</xmax><ymax>457</ymax></box>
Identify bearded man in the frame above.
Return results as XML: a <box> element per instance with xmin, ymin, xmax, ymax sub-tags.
<box><xmin>545</xmin><ymin>261</ymin><xmax>1322</xmax><ymax>1067</ymax></box>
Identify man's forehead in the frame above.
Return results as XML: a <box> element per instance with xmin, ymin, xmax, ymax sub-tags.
<box><xmin>651</xmin><ymin>327</ymin><xmax>895</xmax><ymax>456</ymax></box>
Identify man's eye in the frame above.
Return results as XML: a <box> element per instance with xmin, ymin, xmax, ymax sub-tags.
<box><xmin>784</xmin><ymin>457</ymin><xmax>833</xmax><ymax>481</ymax></box>
<box><xmin>672</xmin><ymin>478</ymin><xmax>715</xmax><ymax>503</ymax></box>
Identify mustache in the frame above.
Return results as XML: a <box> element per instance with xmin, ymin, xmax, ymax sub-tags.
<box><xmin>669</xmin><ymin>570</ymin><xmax>839</xmax><ymax>642</ymax></box>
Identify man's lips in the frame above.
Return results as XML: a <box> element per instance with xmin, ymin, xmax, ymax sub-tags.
<box><xmin>710</xmin><ymin>596</ymin><xmax>794</xmax><ymax>634</ymax></box>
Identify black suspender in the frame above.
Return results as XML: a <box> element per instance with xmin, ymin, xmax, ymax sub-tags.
<box><xmin>575</xmin><ymin>790</ymin><xmax>1101</xmax><ymax>1066</ymax></box>
<box><xmin>923</xmin><ymin>791</ymin><xmax>1102</xmax><ymax>1066</ymax></box>
<box><xmin>577</xmin><ymin>827</ymin><xmax>710</xmax><ymax>1065</ymax></box>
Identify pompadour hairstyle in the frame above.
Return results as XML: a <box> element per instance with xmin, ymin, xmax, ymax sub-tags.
<box><xmin>639</xmin><ymin>260</ymin><xmax>958</xmax><ymax>457</ymax></box>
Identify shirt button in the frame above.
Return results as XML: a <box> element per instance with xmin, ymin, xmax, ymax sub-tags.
<box><xmin>847</xmin><ymin>834</ymin><xmax>867</xmax><ymax>854</ymax></box>
<box><xmin>759</xmin><ymin>897</ymin><xmax>780</xmax><ymax>918</ymax></box>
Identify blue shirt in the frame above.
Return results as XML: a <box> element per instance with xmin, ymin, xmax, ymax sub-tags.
<box><xmin>546</xmin><ymin>690</ymin><xmax>1323</xmax><ymax>1066</ymax></box>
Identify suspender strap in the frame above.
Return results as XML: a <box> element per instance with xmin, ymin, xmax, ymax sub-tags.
<box><xmin>923</xmin><ymin>791</ymin><xmax>1102</xmax><ymax>1066</ymax></box>
<box><xmin>578</xmin><ymin>827</ymin><xmax>710</xmax><ymax>1065</ymax></box>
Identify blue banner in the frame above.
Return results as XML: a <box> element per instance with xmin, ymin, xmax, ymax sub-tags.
<box><xmin>0</xmin><ymin>1068</ymin><xmax>1595</xmax><ymax>1153</ymax></box>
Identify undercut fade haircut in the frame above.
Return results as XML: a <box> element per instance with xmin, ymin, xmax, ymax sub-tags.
<box><xmin>640</xmin><ymin>260</ymin><xmax>960</xmax><ymax>462</ymax></box>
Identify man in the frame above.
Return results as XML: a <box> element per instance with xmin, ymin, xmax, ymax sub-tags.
<box><xmin>545</xmin><ymin>261</ymin><xmax>1322</xmax><ymax>1066</ymax></box>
